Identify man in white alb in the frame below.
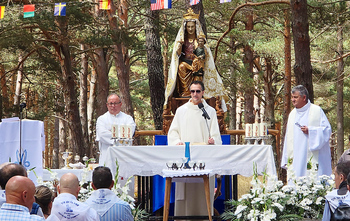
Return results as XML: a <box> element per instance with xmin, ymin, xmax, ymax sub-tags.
<box><xmin>168</xmin><ymin>81</ymin><xmax>222</xmax><ymax>146</ymax></box>
<box><xmin>96</xmin><ymin>94</ymin><xmax>136</xmax><ymax>165</ymax></box>
<box><xmin>168</xmin><ymin>80</ymin><xmax>222</xmax><ymax>219</ymax></box>
<box><xmin>281</xmin><ymin>85</ymin><xmax>332</xmax><ymax>178</ymax></box>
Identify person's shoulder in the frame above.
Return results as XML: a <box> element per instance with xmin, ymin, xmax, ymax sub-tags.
<box><xmin>325</xmin><ymin>188</ymin><xmax>340</xmax><ymax>199</ymax></box>
<box><xmin>119</xmin><ymin>111</ymin><xmax>132</xmax><ymax>117</ymax></box>
<box><xmin>114</xmin><ymin>198</ymin><xmax>131</xmax><ymax>207</ymax></box>
<box><xmin>46</xmin><ymin>214</ymin><xmax>60</xmax><ymax>221</ymax></box>
<box><xmin>97</xmin><ymin>111</ymin><xmax>109</xmax><ymax>120</ymax></box>
<box><xmin>29</xmin><ymin>214</ymin><xmax>46</xmax><ymax>221</ymax></box>
<box><xmin>174</xmin><ymin>102</ymin><xmax>189</xmax><ymax>113</ymax></box>
<box><xmin>310</xmin><ymin>103</ymin><xmax>322</xmax><ymax>108</ymax></box>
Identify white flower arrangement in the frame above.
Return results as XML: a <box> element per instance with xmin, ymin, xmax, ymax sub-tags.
<box><xmin>222</xmin><ymin>163</ymin><xmax>334</xmax><ymax>221</ymax></box>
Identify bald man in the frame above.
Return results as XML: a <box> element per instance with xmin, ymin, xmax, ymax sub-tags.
<box><xmin>48</xmin><ymin>173</ymin><xmax>99</xmax><ymax>221</ymax></box>
<box><xmin>0</xmin><ymin>163</ymin><xmax>27</xmax><ymax>206</ymax></box>
<box><xmin>0</xmin><ymin>176</ymin><xmax>44</xmax><ymax>220</ymax></box>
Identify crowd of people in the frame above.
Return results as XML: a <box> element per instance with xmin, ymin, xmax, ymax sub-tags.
<box><xmin>0</xmin><ymin>163</ymin><xmax>133</xmax><ymax>221</ymax></box>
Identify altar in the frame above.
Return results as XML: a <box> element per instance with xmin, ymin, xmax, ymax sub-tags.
<box><xmin>105</xmin><ymin>144</ymin><xmax>277</xmax><ymax>178</ymax></box>
<box><xmin>105</xmin><ymin>144</ymin><xmax>276</xmax><ymax>219</ymax></box>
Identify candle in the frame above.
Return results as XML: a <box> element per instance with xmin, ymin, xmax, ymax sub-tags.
<box><xmin>260</xmin><ymin>123</ymin><xmax>267</xmax><ymax>136</ymax></box>
<box><xmin>126</xmin><ymin>125</ymin><xmax>132</xmax><ymax>139</ymax></box>
<box><xmin>245</xmin><ymin>124</ymin><xmax>253</xmax><ymax>137</ymax></box>
<box><xmin>112</xmin><ymin>124</ymin><xmax>118</xmax><ymax>138</ymax></box>
<box><xmin>253</xmin><ymin>123</ymin><xmax>260</xmax><ymax>137</ymax></box>
<box><xmin>120</xmin><ymin>125</ymin><xmax>127</xmax><ymax>138</ymax></box>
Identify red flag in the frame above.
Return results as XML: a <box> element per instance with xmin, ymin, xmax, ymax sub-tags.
<box><xmin>23</xmin><ymin>4</ymin><xmax>35</xmax><ymax>18</ymax></box>
<box><xmin>99</xmin><ymin>0</ymin><xmax>111</xmax><ymax>10</ymax></box>
<box><xmin>0</xmin><ymin>6</ymin><xmax>5</xmax><ymax>19</ymax></box>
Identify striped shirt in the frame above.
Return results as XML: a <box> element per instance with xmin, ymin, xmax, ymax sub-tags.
<box><xmin>0</xmin><ymin>203</ymin><xmax>45</xmax><ymax>221</ymax></box>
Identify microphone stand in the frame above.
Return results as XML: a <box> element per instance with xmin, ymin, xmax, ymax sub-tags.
<box><xmin>19</xmin><ymin>103</ymin><xmax>26</xmax><ymax>165</ymax></box>
<box><xmin>203</xmin><ymin>114</ymin><xmax>211</xmax><ymax>138</ymax></box>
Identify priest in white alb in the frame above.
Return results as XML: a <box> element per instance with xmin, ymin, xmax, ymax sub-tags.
<box><xmin>168</xmin><ymin>81</ymin><xmax>222</xmax><ymax>220</ymax></box>
<box><xmin>281</xmin><ymin>85</ymin><xmax>332</xmax><ymax>178</ymax></box>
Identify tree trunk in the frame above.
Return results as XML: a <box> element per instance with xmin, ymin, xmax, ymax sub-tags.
<box><xmin>263</xmin><ymin>58</ymin><xmax>275</xmax><ymax>129</ymax></box>
<box><xmin>144</xmin><ymin>9</ymin><xmax>165</xmax><ymax>130</ymax></box>
<box><xmin>91</xmin><ymin>48</ymin><xmax>109</xmax><ymax>118</ymax></box>
<box><xmin>14</xmin><ymin>55</ymin><xmax>23</xmax><ymax>112</ymax></box>
<box><xmin>243</xmin><ymin>11</ymin><xmax>255</xmax><ymax>124</ymax></box>
<box><xmin>88</xmin><ymin>68</ymin><xmax>97</xmax><ymax>157</ymax></box>
<box><xmin>162</xmin><ymin>14</ymin><xmax>169</xmax><ymax>87</ymax></box>
<box><xmin>59</xmin><ymin>117</ymin><xmax>66</xmax><ymax>168</ymax></box>
<box><xmin>55</xmin><ymin>18</ymin><xmax>86</xmax><ymax>158</ymax></box>
<box><xmin>264</xmin><ymin>57</ymin><xmax>279</xmax><ymax>176</ymax></box>
<box><xmin>229</xmin><ymin>36</ymin><xmax>237</xmax><ymax>144</ymax></box>
<box><xmin>0</xmin><ymin>63</ymin><xmax>7</xmax><ymax>118</ymax></box>
<box><xmin>290</xmin><ymin>0</ymin><xmax>313</xmax><ymax>102</ymax></box>
<box><xmin>281</xmin><ymin>8</ymin><xmax>292</xmax><ymax>183</ymax></box>
<box><xmin>108</xmin><ymin>1</ymin><xmax>134</xmax><ymax>118</ymax></box>
<box><xmin>52</xmin><ymin>117</ymin><xmax>59</xmax><ymax>169</ymax></box>
<box><xmin>336</xmin><ymin>24</ymin><xmax>344</xmax><ymax>161</ymax></box>
<box><xmin>80</xmin><ymin>44</ymin><xmax>90</xmax><ymax>156</ymax></box>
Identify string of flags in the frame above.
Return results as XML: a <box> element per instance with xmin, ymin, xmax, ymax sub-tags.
<box><xmin>151</xmin><ymin>0</ymin><xmax>231</xmax><ymax>11</ymax></box>
<box><xmin>0</xmin><ymin>0</ymin><xmax>232</xmax><ymax>18</ymax></box>
<box><xmin>0</xmin><ymin>0</ymin><xmax>110</xmax><ymax>19</ymax></box>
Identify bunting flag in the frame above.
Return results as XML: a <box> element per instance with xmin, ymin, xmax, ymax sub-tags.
<box><xmin>54</xmin><ymin>2</ymin><xmax>66</xmax><ymax>16</ymax></box>
<box><xmin>99</xmin><ymin>0</ymin><xmax>111</xmax><ymax>10</ymax></box>
<box><xmin>0</xmin><ymin>6</ymin><xmax>4</xmax><ymax>19</ymax></box>
<box><xmin>23</xmin><ymin>4</ymin><xmax>35</xmax><ymax>18</ymax></box>
<box><xmin>220</xmin><ymin>0</ymin><xmax>231</xmax><ymax>2</ymax></box>
<box><xmin>190</xmin><ymin>0</ymin><xmax>200</xmax><ymax>6</ymax></box>
<box><xmin>151</xmin><ymin>0</ymin><xmax>172</xmax><ymax>11</ymax></box>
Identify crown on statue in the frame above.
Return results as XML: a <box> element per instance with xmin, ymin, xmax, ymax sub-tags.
<box><xmin>183</xmin><ymin>8</ymin><xmax>199</xmax><ymax>20</ymax></box>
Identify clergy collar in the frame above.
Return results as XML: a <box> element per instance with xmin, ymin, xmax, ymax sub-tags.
<box><xmin>296</xmin><ymin>100</ymin><xmax>311</xmax><ymax>113</ymax></box>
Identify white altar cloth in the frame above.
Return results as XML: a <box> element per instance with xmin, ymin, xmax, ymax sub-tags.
<box><xmin>0</xmin><ymin>119</ymin><xmax>45</xmax><ymax>182</ymax></box>
<box><xmin>105</xmin><ymin>145</ymin><xmax>276</xmax><ymax>178</ymax></box>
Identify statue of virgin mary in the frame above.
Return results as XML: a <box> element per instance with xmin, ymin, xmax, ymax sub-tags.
<box><xmin>164</xmin><ymin>8</ymin><xmax>226</xmax><ymax>111</ymax></box>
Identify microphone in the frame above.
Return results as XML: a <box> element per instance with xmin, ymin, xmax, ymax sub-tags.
<box><xmin>198</xmin><ymin>103</ymin><xmax>210</xmax><ymax>120</ymax></box>
<box><xmin>20</xmin><ymin>103</ymin><xmax>26</xmax><ymax>112</ymax></box>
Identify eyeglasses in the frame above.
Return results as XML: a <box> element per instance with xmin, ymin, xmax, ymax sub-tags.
<box><xmin>190</xmin><ymin>90</ymin><xmax>202</xmax><ymax>93</ymax></box>
<box><xmin>107</xmin><ymin>102</ymin><xmax>121</xmax><ymax>106</ymax></box>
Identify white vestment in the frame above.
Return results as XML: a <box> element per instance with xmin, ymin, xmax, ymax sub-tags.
<box><xmin>168</xmin><ymin>99</ymin><xmax>222</xmax><ymax>146</ymax></box>
<box><xmin>168</xmin><ymin>99</ymin><xmax>222</xmax><ymax>219</ymax></box>
<box><xmin>50</xmin><ymin>193</ymin><xmax>99</xmax><ymax>221</ymax></box>
<box><xmin>281</xmin><ymin>100</ymin><xmax>332</xmax><ymax>178</ymax></box>
<box><xmin>96</xmin><ymin>111</ymin><xmax>136</xmax><ymax>165</ymax></box>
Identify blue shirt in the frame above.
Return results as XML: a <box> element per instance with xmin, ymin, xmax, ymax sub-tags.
<box><xmin>0</xmin><ymin>203</ymin><xmax>45</xmax><ymax>221</ymax></box>
<box><xmin>100</xmin><ymin>203</ymin><xmax>133</xmax><ymax>221</ymax></box>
